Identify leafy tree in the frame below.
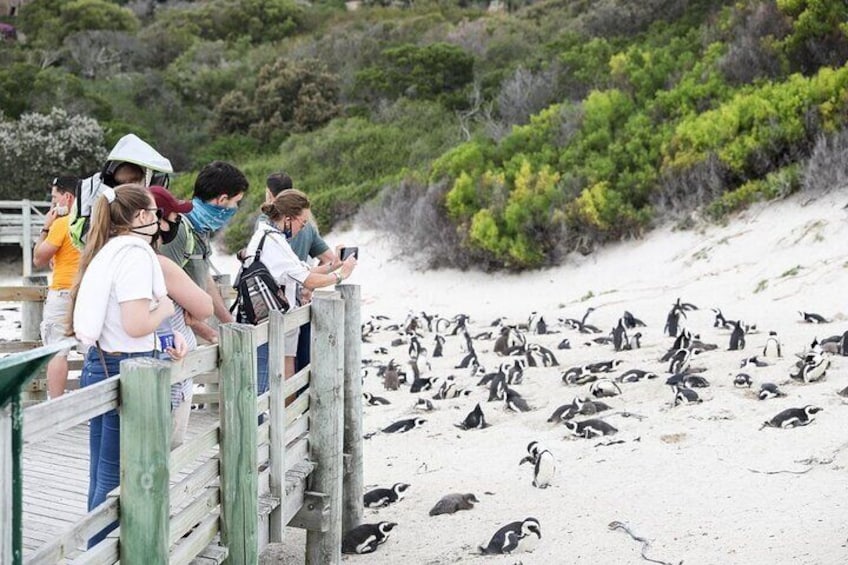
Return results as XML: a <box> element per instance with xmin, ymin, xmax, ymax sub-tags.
<box><xmin>0</xmin><ymin>108</ymin><xmax>107</xmax><ymax>199</ymax></box>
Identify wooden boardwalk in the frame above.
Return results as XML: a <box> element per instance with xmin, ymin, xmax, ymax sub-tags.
<box><xmin>22</xmin><ymin>408</ymin><xmax>221</xmax><ymax>560</ymax></box>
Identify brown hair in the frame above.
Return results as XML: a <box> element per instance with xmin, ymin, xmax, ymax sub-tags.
<box><xmin>260</xmin><ymin>188</ymin><xmax>310</xmax><ymax>222</ymax></box>
<box><xmin>68</xmin><ymin>183</ymin><xmax>154</xmax><ymax>334</ymax></box>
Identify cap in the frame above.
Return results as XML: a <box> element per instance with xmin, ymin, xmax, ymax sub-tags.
<box><xmin>149</xmin><ymin>185</ymin><xmax>192</xmax><ymax>216</ymax></box>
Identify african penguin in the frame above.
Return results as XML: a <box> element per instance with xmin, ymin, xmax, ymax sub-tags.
<box><xmin>574</xmin><ymin>397</ymin><xmax>612</xmax><ymax>416</ymax></box>
<box><xmin>519</xmin><ymin>445</ymin><xmax>556</xmax><ymax>489</ymax></box>
<box><xmin>733</xmin><ymin>373</ymin><xmax>753</xmax><ymax>388</ymax></box>
<box><xmin>504</xmin><ymin>387</ymin><xmax>532</xmax><ymax>412</ymax></box>
<box><xmin>762</xmin><ymin>331</ymin><xmax>782</xmax><ymax>358</ymax></box>
<box><xmin>456</xmin><ymin>403</ymin><xmax>489</xmax><ymax>430</ymax></box>
<box><xmin>682</xmin><ymin>374</ymin><xmax>710</xmax><ymax>388</ymax></box>
<box><xmin>584</xmin><ymin>360</ymin><xmax>623</xmax><ymax>373</ymax></box>
<box><xmin>729</xmin><ymin>321</ymin><xmax>746</xmax><ymax>351</ymax></box>
<box><xmin>342</xmin><ymin>521</ymin><xmax>397</xmax><ymax>554</ymax></box>
<box><xmin>429</xmin><ymin>493</ymin><xmax>479</xmax><ymax>516</ymax></box>
<box><xmin>589</xmin><ymin>378</ymin><xmax>622</xmax><ymax>398</ymax></box>
<box><xmin>758</xmin><ymin>382</ymin><xmax>786</xmax><ymax>400</ymax></box>
<box><xmin>414</xmin><ymin>398</ymin><xmax>434</xmax><ymax>411</ymax></box>
<box><xmin>740</xmin><ymin>355</ymin><xmax>769</xmax><ymax>368</ymax></box>
<box><xmin>363</xmin><ymin>392</ymin><xmax>391</xmax><ymax>406</ymax></box>
<box><xmin>382</xmin><ymin>417</ymin><xmax>426</xmax><ymax>433</ymax></box>
<box><xmin>616</xmin><ymin>368</ymin><xmax>658</xmax><ymax>383</ymax></box>
<box><xmin>363</xmin><ymin>483</ymin><xmax>410</xmax><ymax>508</ymax></box>
<box><xmin>800</xmin><ymin>311</ymin><xmax>829</xmax><ymax>324</ymax></box>
<box><xmin>612</xmin><ymin>319</ymin><xmax>628</xmax><ymax>352</ymax></box>
<box><xmin>563</xmin><ymin>418</ymin><xmax>618</xmax><ymax>438</ymax></box>
<box><xmin>672</xmin><ymin>384</ymin><xmax>702</xmax><ymax>406</ymax></box>
<box><xmin>479</xmin><ymin>517</ymin><xmax>541</xmax><ymax>555</ymax></box>
<box><xmin>761</xmin><ymin>406</ymin><xmax>822</xmax><ymax>429</ymax></box>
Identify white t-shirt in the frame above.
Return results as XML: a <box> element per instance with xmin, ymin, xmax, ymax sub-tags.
<box><xmin>245</xmin><ymin>224</ymin><xmax>310</xmax><ymax>308</ymax></box>
<box><xmin>83</xmin><ymin>245</ymin><xmax>161</xmax><ymax>352</ymax></box>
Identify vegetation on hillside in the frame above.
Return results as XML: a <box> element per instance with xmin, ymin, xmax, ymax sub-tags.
<box><xmin>2</xmin><ymin>0</ymin><xmax>847</xmax><ymax>269</ymax></box>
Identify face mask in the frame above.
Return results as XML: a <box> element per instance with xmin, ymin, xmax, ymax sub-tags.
<box><xmin>54</xmin><ymin>205</ymin><xmax>69</xmax><ymax>216</ymax></box>
<box><xmin>130</xmin><ymin>220</ymin><xmax>159</xmax><ymax>245</ymax></box>
<box><xmin>282</xmin><ymin>222</ymin><xmax>292</xmax><ymax>240</ymax></box>
<box><xmin>186</xmin><ymin>197</ymin><xmax>238</xmax><ymax>234</ymax></box>
<box><xmin>160</xmin><ymin>216</ymin><xmax>181</xmax><ymax>245</ymax></box>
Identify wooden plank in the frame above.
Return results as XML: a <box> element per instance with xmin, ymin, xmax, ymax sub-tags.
<box><xmin>120</xmin><ymin>358</ymin><xmax>171</xmax><ymax>563</ymax></box>
<box><xmin>169</xmin><ymin>489</ymin><xmax>219</xmax><ymax>546</ymax></box>
<box><xmin>170</xmin><ymin>424</ymin><xmax>219</xmax><ymax>477</ymax></box>
<box><xmin>284</xmin><ymin>414</ymin><xmax>309</xmax><ymax>447</ymax></box>
<box><xmin>0</xmin><ymin>341</ymin><xmax>41</xmax><ymax>353</ymax></box>
<box><xmin>305</xmin><ymin>296</ymin><xmax>345</xmax><ymax>565</ymax></box>
<box><xmin>21</xmin><ymin>276</ymin><xmax>47</xmax><ymax>340</ymax></box>
<box><xmin>0</xmin><ymin>286</ymin><xmax>46</xmax><ymax>302</ymax></box>
<box><xmin>339</xmin><ymin>284</ymin><xmax>364</xmax><ymax>533</ymax></box>
<box><xmin>1</xmin><ymin>406</ymin><xmax>11</xmax><ymax>565</ymax></box>
<box><xmin>284</xmin><ymin>305</ymin><xmax>311</xmax><ymax>334</ymax></box>
<box><xmin>284</xmin><ymin>461</ymin><xmax>316</xmax><ymax>526</ymax></box>
<box><xmin>257</xmin><ymin>391</ymin><xmax>270</xmax><ymax>414</ymax></box>
<box><xmin>169</xmin><ymin>510</ymin><xmax>220</xmax><ymax>565</ymax></box>
<box><xmin>23</xmin><ymin>376</ymin><xmax>120</xmax><ymax>444</ymax></box>
<box><xmin>170</xmin><ymin>458</ymin><xmax>219</xmax><ymax>512</ymax></box>
<box><xmin>29</xmin><ymin>499</ymin><xmax>119</xmax><ymax>565</ymax></box>
<box><xmin>71</xmin><ymin>535</ymin><xmax>118</xmax><ymax>565</ymax></box>
<box><xmin>282</xmin><ymin>366</ymin><xmax>310</xmax><ymax>398</ymax></box>
<box><xmin>285</xmin><ymin>393</ymin><xmax>309</xmax><ymax>427</ymax></box>
<box><xmin>171</xmin><ymin>345</ymin><xmax>219</xmax><ymax>385</ymax></box>
<box><xmin>284</xmin><ymin>437</ymin><xmax>309</xmax><ymax>475</ymax></box>
<box><xmin>218</xmin><ymin>323</ymin><xmax>259</xmax><ymax>565</ymax></box>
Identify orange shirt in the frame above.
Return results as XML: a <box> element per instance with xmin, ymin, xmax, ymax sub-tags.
<box><xmin>45</xmin><ymin>216</ymin><xmax>81</xmax><ymax>290</ymax></box>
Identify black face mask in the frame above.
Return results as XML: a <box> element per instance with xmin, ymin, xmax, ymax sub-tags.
<box><xmin>160</xmin><ymin>216</ymin><xmax>181</xmax><ymax>245</ymax></box>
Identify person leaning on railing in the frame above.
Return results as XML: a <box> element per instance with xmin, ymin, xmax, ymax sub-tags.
<box><xmin>246</xmin><ymin>189</ymin><xmax>357</xmax><ymax>395</ymax></box>
<box><xmin>68</xmin><ymin>183</ymin><xmax>188</xmax><ymax>547</ymax></box>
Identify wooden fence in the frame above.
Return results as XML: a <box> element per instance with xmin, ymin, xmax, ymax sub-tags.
<box><xmin>0</xmin><ymin>200</ymin><xmax>51</xmax><ymax>277</ymax></box>
<box><xmin>1</xmin><ymin>286</ymin><xmax>364</xmax><ymax>564</ymax></box>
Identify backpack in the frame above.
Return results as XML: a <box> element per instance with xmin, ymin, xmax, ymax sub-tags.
<box><xmin>69</xmin><ymin>134</ymin><xmax>173</xmax><ymax>249</ymax></box>
<box><xmin>231</xmin><ymin>232</ymin><xmax>290</xmax><ymax>325</ymax></box>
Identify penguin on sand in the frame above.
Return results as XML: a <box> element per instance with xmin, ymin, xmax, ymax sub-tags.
<box><xmin>672</xmin><ymin>384</ymin><xmax>702</xmax><ymax>406</ymax></box>
<box><xmin>758</xmin><ymin>382</ymin><xmax>786</xmax><ymax>400</ymax></box>
<box><xmin>342</xmin><ymin>522</ymin><xmax>397</xmax><ymax>554</ymax></box>
<box><xmin>456</xmin><ymin>403</ymin><xmax>489</xmax><ymax>430</ymax></box>
<box><xmin>563</xmin><ymin>418</ymin><xmax>618</xmax><ymax>438</ymax></box>
<box><xmin>504</xmin><ymin>387</ymin><xmax>532</xmax><ymax>412</ymax></box>
<box><xmin>363</xmin><ymin>483</ymin><xmax>410</xmax><ymax>508</ymax></box>
<box><xmin>364</xmin><ymin>392</ymin><xmax>391</xmax><ymax>406</ymax></box>
<box><xmin>519</xmin><ymin>442</ymin><xmax>556</xmax><ymax>489</ymax></box>
<box><xmin>800</xmin><ymin>311</ymin><xmax>829</xmax><ymax>324</ymax></box>
<box><xmin>382</xmin><ymin>417</ymin><xmax>426</xmax><ymax>433</ymax></box>
<box><xmin>729</xmin><ymin>321</ymin><xmax>746</xmax><ymax>351</ymax></box>
<box><xmin>762</xmin><ymin>331</ymin><xmax>782</xmax><ymax>358</ymax></box>
<box><xmin>429</xmin><ymin>493</ymin><xmax>479</xmax><ymax>516</ymax></box>
<box><xmin>733</xmin><ymin>373</ymin><xmax>753</xmax><ymax>388</ymax></box>
<box><xmin>761</xmin><ymin>405</ymin><xmax>822</xmax><ymax>429</ymax></box>
<box><xmin>479</xmin><ymin>517</ymin><xmax>541</xmax><ymax>555</ymax></box>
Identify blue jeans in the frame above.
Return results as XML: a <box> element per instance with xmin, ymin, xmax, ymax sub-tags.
<box><xmin>80</xmin><ymin>347</ymin><xmax>154</xmax><ymax>546</ymax></box>
<box><xmin>296</xmin><ymin>323</ymin><xmax>311</xmax><ymax>372</ymax></box>
<box><xmin>257</xmin><ymin>342</ymin><xmax>269</xmax><ymax>395</ymax></box>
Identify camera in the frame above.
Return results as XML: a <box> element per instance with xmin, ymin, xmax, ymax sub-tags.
<box><xmin>340</xmin><ymin>246</ymin><xmax>359</xmax><ymax>260</ymax></box>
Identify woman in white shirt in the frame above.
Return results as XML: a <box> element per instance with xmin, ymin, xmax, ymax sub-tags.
<box><xmin>245</xmin><ymin>189</ymin><xmax>357</xmax><ymax>393</ymax></box>
<box><xmin>69</xmin><ymin>183</ymin><xmax>187</xmax><ymax>546</ymax></box>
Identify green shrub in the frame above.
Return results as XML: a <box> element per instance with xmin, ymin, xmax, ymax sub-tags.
<box><xmin>705</xmin><ymin>164</ymin><xmax>801</xmax><ymax>219</ymax></box>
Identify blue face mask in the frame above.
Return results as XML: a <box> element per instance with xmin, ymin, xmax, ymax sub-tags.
<box><xmin>186</xmin><ymin>197</ymin><xmax>238</xmax><ymax>234</ymax></box>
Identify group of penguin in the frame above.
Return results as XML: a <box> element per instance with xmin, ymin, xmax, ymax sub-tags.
<box><xmin>342</xmin><ymin>301</ymin><xmax>845</xmax><ymax>557</ymax></box>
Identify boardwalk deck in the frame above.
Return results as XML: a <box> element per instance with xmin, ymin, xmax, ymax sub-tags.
<box><xmin>22</xmin><ymin>409</ymin><xmax>221</xmax><ymax>561</ymax></box>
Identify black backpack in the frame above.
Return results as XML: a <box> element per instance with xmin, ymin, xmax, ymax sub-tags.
<box><xmin>231</xmin><ymin>232</ymin><xmax>290</xmax><ymax>325</ymax></box>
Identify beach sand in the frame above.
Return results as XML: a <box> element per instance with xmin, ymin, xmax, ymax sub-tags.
<box><xmin>5</xmin><ymin>188</ymin><xmax>848</xmax><ymax>564</ymax></box>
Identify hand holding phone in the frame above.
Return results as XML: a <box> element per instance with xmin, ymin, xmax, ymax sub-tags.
<box><xmin>339</xmin><ymin>246</ymin><xmax>359</xmax><ymax>260</ymax></box>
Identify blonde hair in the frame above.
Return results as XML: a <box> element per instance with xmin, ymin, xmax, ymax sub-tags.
<box><xmin>67</xmin><ymin>184</ymin><xmax>153</xmax><ymax>335</ymax></box>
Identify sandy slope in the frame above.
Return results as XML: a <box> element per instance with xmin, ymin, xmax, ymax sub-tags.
<box><xmin>4</xmin><ymin>188</ymin><xmax>848</xmax><ymax>563</ymax></box>
<box><xmin>324</xmin><ymin>188</ymin><xmax>848</xmax><ymax>564</ymax></box>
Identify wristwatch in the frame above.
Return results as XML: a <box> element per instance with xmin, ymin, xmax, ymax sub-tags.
<box><xmin>333</xmin><ymin>271</ymin><xmax>342</xmax><ymax>284</ymax></box>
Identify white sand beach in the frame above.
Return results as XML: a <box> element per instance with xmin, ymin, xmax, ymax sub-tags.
<box><xmin>4</xmin><ymin>187</ymin><xmax>848</xmax><ymax>564</ymax></box>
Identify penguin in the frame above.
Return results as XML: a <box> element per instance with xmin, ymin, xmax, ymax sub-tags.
<box><xmin>585</xmin><ymin>360</ymin><xmax>623</xmax><ymax>373</ymax></box>
<box><xmin>574</xmin><ymin>396</ymin><xmax>612</xmax><ymax>416</ymax></box>
<box><xmin>622</xmin><ymin>310</ymin><xmax>646</xmax><ymax>328</ymax></box>
<box><xmin>548</xmin><ymin>401</ymin><xmax>577</xmax><ymax>423</ymax></box>
<box><xmin>563</xmin><ymin>418</ymin><xmax>618</xmax><ymax>438</ymax></box>
<box><xmin>561</xmin><ymin>365</ymin><xmax>584</xmax><ymax>384</ymax></box>
<box><xmin>382</xmin><ymin>417</ymin><xmax>426</xmax><ymax>433</ymax></box>
<box><xmin>733</xmin><ymin>373</ymin><xmax>753</xmax><ymax>388</ymax></box>
<box><xmin>712</xmin><ymin>308</ymin><xmax>732</xmax><ymax>329</ymax></box>
<box><xmin>520</xmin><ymin>444</ymin><xmax>556</xmax><ymax>489</ymax></box>
<box><xmin>373</xmin><ymin>346</ymin><xmax>389</xmax><ymax>355</ymax></box>
<box><xmin>408</xmin><ymin>335</ymin><xmax>423</xmax><ymax>360</ymax></box>
<box><xmin>390</xmin><ymin>337</ymin><xmax>407</xmax><ymax>347</ymax></box>
<box><xmin>382</xmin><ymin>360</ymin><xmax>401</xmax><ymax>391</ymax></box>
<box><xmin>456</xmin><ymin>403</ymin><xmax>489</xmax><ymax>430</ymax></box>
<box><xmin>667</xmin><ymin>348</ymin><xmax>693</xmax><ymax>374</ymax></box>
<box><xmin>665</xmin><ymin>373</ymin><xmax>687</xmax><ymax>387</ymax></box>
<box><xmin>740</xmin><ymin>355</ymin><xmax>769</xmax><ymax>368</ymax></box>
<box><xmin>529</xmin><ymin>311</ymin><xmax>548</xmax><ymax>335</ymax></box>
<box><xmin>589</xmin><ymin>378</ymin><xmax>622</xmax><ymax>398</ymax></box>
<box><xmin>414</xmin><ymin>398</ymin><xmax>435</xmax><ymax>411</ymax></box>
<box><xmin>729</xmin><ymin>321</ymin><xmax>746</xmax><ymax>351</ymax></box>
<box><xmin>450</xmin><ymin>313</ymin><xmax>470</xmax><ymax>336</ymax></box>
<box><xmin>665</xmin><ymin>307</ymin><xmax>682</xmax><ymax>337</ymax></box>
<box><xmin>342</xmin><ymin>521</ymin><xmax>397</xmax><ymax>554</ymax></box>
<box><xmin>410</xmin><ymin>375</ymin><xmax>437</xmax><ymax>393</ymax></box>
<box><xmin>557</xmin><ymin>338</ymin><xmax>571</xmax><ymax>350</ymax></box>
<box><xmin>758</xmin><ymin>382</ymin><xmax>786</xmax><ymax>400</ymax></box>
<box><xmin>432</xmin><ymin>334</ymin><xmax>445</xmax><ymax>358</ymax></box>
<box><xmin>363</xmin><ymin>483</ymin><xmax>410</xmax><ymax>508</ymax></box>
<box><xmin>800</xmin><ymin>311</ymin><xmax>829</xmax><ymax>324</ymax></box>
<box><xmin>525</xmin><ymin>343</ymin><xmax>558</xmax><ymax>367</ymax></box>
<box><xmin>838</xmin><ymin>385</ymin><xmax>848</xmax><ymax>397</ymax></box>
<box><xmin>790</xmin><ymin>353</ymin><xmax>830</xmax><ymax>383</ymax></box>
<box><xmin>682</xmin><ymin>374</ymin><xmax>710</xmax><ymax>388</ymax></box>
<box><xmin>504</xmin><ymin>387</ymin><xmax>532</xmax><ymax>412</ymax></box>
<box><xmin>762</xmin><ymin>331</ymin><xmax>782</xmax><ymax>358</ymax></box>
<box><xmin>429</xmin><ymin>493</ymin><xmax>479</xmax><ymax>516</ymax></box>
<box><xmin>840</xmin><ymin>331</ymin><xmax>848</xmax><ymax>356</ymax></box>
<box><xmin>455</xmin><ymin>349</ymin><xmax>479</xmax><ymax>369</ymax></box>
<box><xmin>612</xmin><ymin>319</ymin><xmax>627</xmax><ymax>352</ymax></box>
<box><xmin>565</xmin><ymin>371</ymin><xmax>599</xmax><ymax>386</ymax></box>
<box><xmin>761</xmin><ymin>405</ymin><xmax>822</xmax><ymax>429</ymax></box>
<box><xmin>672</xmin><ymin>384</ymin><xmax>702</xmax><ymax>406</ymax></box>
<box><xmin>625</xmin><ymin>332</ymin><xmax>642</xmax><ymax>350</ymax></box>
<box><xmin>479</xmin><ymin>517</ymin><xmax>541</xmax><ymax>555</ymax></box>
<box><xmin>363</xmin><ymin>392</ymin><xmax>391</xmax><ymax>405</ymax></box>
<box><xmin>488</xmin><ymin>373</ymin><xmax>507</xmax><ymax>402</ymax></box>
<box><xmin>432</xmin><ymin>376</ymin><xmax>457</xmax><ymax>400</ymax></box>
<box><xmin>616</xmin><ymin>368</ymin><xmax>658</xmax><ymax>383</ymax></box>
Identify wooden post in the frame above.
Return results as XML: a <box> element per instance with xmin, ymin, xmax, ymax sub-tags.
<box><xmin>218</xmin><ymin>323</ymin><xmax>259</xmax><ymax>565</ymax></box>
<box><xmin>120</xmin><ymin>357</ymin><xmax>171</xmax><ymax>565</ymax></box>
<box><xmin>21</xmin><ymin>200</ymin><xmax>32</xmax><ymax>278</ymax></box>
<box><xmin>305</xmin><ymin>296</ymin><xmax>344</xmax><ymax>565</ymax></box>
<box><xmin>1</xmin><ymin>404</ymin><xmax>11</xmax><ymax>565</ymax></box>
<box><xmin>21</xmin><ymin>275</ymin><xmax>46</xmax><ymax>343</ymax></box>
<box><xmin>338</xmin><ymin>285</ymin><xmax>363</xmax><ymax>534</ymax></box>
<box><xmin>267</xmin><ymin>310</ymin><xmax>286</xmax><ymax>542</ymax></box>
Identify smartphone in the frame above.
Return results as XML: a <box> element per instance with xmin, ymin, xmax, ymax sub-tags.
<box><xmin>340</xmin><ymin>246</ymin><xmax>359</xmax><ymax>260</ymax></box>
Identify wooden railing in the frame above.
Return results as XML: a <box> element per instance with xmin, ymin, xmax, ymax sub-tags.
<box><xmin>4</xmin><ymin>286</ymin><xmax>363</xmax><ymax>564</ymax></box>
<box><xmin>0</xmin><ymin>200</ymin><xmax>51</xmax><ymax>277</ymax></box>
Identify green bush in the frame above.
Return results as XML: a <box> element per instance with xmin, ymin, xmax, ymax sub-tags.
<box><xmin>705</xmin><ymin>164</ymin><xmax>800</xmax><ymax>219</ymax></box>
